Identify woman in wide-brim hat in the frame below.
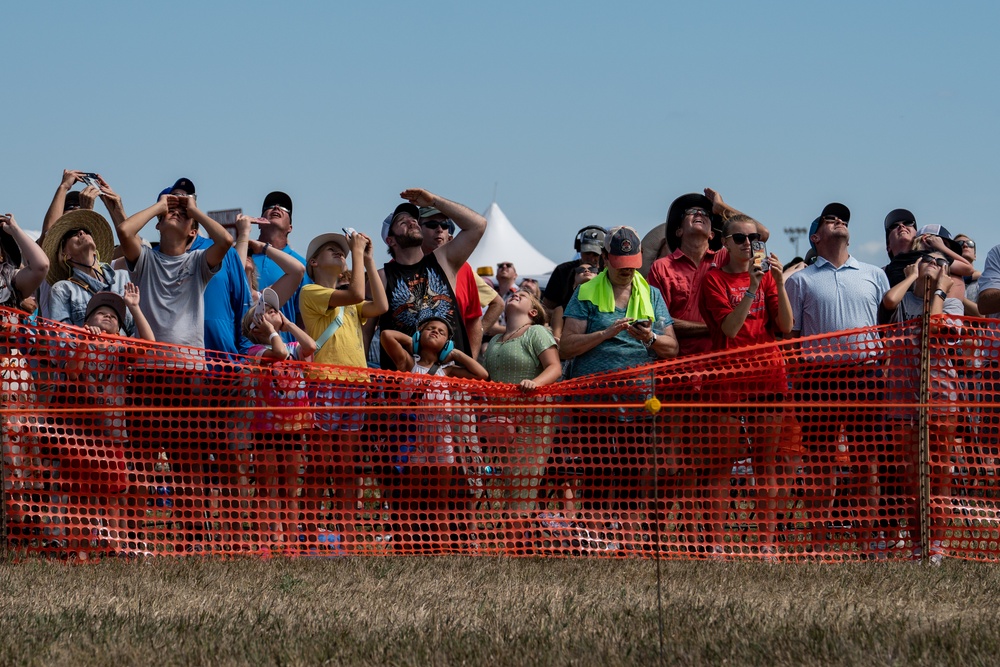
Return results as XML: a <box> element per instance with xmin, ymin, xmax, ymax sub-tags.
<box><xmin>41</xmin><ymin>209</ymin><xmax>115</xmax><ymax>285</ymax></box>
<box><xmin>42</xmin><ymin>209</ymin><xmax>135</xmax><ymax>333</ymax></box>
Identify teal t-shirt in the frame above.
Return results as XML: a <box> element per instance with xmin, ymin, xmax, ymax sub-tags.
<box><xmin>562</xmin><ymin>286</ymin><xmax>671</xmax><ymax>379</ymax></box>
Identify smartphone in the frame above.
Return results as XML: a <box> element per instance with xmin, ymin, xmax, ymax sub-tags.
<box><xmin>80</xmin><ymin>173</ymin><xmax>102</xmax><ymax>190</ymax></box>
<box><xmin>631</xmin><ymin>318</ymin><xmax>652</xmax><ymax>329</ymax></box>
<box><xmin>751</xmin><ymin>240</ymin><xmax>767</xmax><ymax>270</ymax></box>
<box><xmin>342</xmin><ymin>227</ymin><xmax>357</xmax><ymax>238</ymax></box>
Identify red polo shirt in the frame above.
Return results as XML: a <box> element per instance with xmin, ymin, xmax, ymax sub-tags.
<box><xmin>646</xmin><ymin>246</ymin><xmax>729</xmax><ymax>356</ymax></box>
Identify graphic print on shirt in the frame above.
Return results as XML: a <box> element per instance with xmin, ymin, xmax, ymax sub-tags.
<box><xmin>388</xmin><ymin>265</ymin><xmax>457</xmax><ymax>334</ymax></box>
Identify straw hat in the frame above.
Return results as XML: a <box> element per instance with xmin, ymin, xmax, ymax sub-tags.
<box><xmin>42</xmin><ymin>210</ymin><xmax>115</xmax><ymax>284</ymax></box>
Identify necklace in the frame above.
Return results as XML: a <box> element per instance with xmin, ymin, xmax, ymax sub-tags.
<box><xmin>500</xmin><ymin>323</ymin><xmax>530</xmax><ymax>343</ymax></box>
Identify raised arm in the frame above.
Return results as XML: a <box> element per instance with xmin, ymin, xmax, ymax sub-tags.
<box><xmin>381</xmin><ymin>328</ymin><xmax>415</xmax><ymax>372</ymax></box>
<box><xmin>118</xmin><ymin>198</ymin><xmax>167</xmax><ymax>263</ymax></box>
<box><xmin>187</xmin><ymin>199</ymin><xmax>234</xmax><ymax>270</ymax></box>
<box><xmin>122</xmin><ymin>282</ymin><xmax>155</xmax><ymax>342</ymax></box>
<box><xmin>882</xmin><ymin>262</ymin><xmax>919</xmax><ymax>312</ymax></box>
<box><xmin>2</xmin><ymin>215</ymin><xmax>50</xmax><ymax>298</ymax></box>
<box><xmin>399</xmin><ymin>188</ymin><xmax>486</xmax><ymax>273</ymax></box>
<box><xmin>234</xmin><ymin>214</ymin><xmax>253</xmax><ymax>268</ymax></box>
<box><xmin>40</xmin><ymin>170</ymin><xmax>83</xmax><ymax>242</ymax></box>
<box><xmin>95</xmin><ymin>175</ymin><xmax>127</xmax><ymax>227</ymax></box>
<box><xmin>246</xmin><ymin>230</ymin><xmax>305</xmax><ymax>306</ymax></box>
<box><xmin>704</xmin><ymin>187</ymin><xmax>769</xmax><ymax>241</ymax></box>
<box><xmin>442</xmin><ymin>348</ymin><xmax>489</xmax><ymax>380</ymax></box>
<box><xmin>359</xmin><ymin>234</ymin><xmax>389</xmax><ymax>319</ymax></box>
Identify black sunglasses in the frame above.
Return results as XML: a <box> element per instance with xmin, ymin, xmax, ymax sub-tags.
<box><xmin>919</xmin><ymin>254</ymin><xmax>951</xmax><ymax>268</ymax></box>
<box><xmin>421</xmin><ymin>220</ymin><xmax>451</xmax><ymax>231</ymax></box>
<box><xmin>724</xmin><ymin>232</ymin><xmax>761</xmax><ymax>244</ymax></box>
<box><xmin>887</xmin><ymin>221</ymin><xmax>916</xmax><ymax>233</ymax></box>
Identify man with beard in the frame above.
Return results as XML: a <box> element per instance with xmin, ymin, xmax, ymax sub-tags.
<box><xmin>418</xmin><ymin>206</ymin><xmax>503</xmax><ymax>355</ymax></box>
<box><xmin>375</xmin><ymin>189</ymin><xmax>486</xmax><ymax>370</ymax></box>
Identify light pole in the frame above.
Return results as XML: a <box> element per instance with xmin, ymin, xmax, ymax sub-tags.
<box><xmin>784</xmin><ymin>227</ymin><xmax>808</xmax><ymax>258</ymax></box>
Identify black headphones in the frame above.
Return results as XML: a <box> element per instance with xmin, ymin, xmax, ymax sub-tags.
<box><xmin>573</xmin><ymin>225</ymin><xmax>607</xmax><ymax>253</ymax></box>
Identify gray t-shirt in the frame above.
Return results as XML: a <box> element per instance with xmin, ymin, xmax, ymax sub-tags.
<box><xmin>128</xmin><ymin>245</ymin><xmax>219</xmax><ymax>348</ymax></box>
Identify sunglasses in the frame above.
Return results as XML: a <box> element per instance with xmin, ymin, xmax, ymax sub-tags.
<box><xmin>420</xmin><ymin>220</ymin><xmax>451</xmax><ymax>231</ymax></box>
<box><xmin>959</xmin><ymin>240</ymin><xmax>976</xmax><ymax>249</ymax></box>
<box><xmin>684</xmin><ymin>207</ymin><xmax>711</xmax><ymax>218</ymax></box>
<box><xmin>264</xmin><ymin>205</ymin><xmax>290</xmax><ymax>214</ymax></box>
<box><xmin>497</xmin><ymin>262</ymin><xmax>514</xmax><ymax>269</ymax></box>
<box><xmin>59</xmin><ymin>228</ymin><xmax>89</xmax><ymax>244</ymax></box>
<box><xmin>821</xmin><ymin>214</ymin><xmax>848</xmax><ymax>225</ymax></box>
<box><xmin>887</xmin><ymin>221</ymin><xmax>916</xmax><ymax>233</ymax></box>
<box><xmin>919</xmin><ymin>254</ymin><xmax>951</xmax><ymax>268</ymax></box>
<box><xmin>724</xmin><ymin>233</ymin><xmax>761</xmax><ymax>244</ymax></box>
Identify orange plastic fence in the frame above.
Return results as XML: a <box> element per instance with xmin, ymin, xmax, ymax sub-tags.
<box><xmin>2</xmin><ymin>307</ymin><xmax>999</xmax><ymax>561</ymax></box>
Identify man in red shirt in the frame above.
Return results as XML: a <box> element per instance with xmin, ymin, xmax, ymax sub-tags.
<box><xmin>644</xmin><ymin>189</ymin><xmax>765</xmax><ymax>356</ymax></box>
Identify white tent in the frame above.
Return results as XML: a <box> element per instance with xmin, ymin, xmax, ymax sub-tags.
<box><xmin>463</xmin><ymin>202</ymin><xmax>557</xmax><ymax>278</ymax></box>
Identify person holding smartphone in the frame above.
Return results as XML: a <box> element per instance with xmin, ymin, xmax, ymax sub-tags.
<box><xmin>699</xmin><ymin>214</ymin><xmax>793</xmax><ymax>558</ymax></box>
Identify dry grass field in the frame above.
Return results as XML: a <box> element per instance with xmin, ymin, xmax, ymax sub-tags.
<box><xmin>2</xmin><ymin>553</ymin><xmax>1000</xmax><ymax>666</ymax></box>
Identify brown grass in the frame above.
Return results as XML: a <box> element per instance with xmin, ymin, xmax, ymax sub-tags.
<box><xmin>2</xmin><ymin>554</ymin><xmax>1000</xmax><ymax>666</ymax></box>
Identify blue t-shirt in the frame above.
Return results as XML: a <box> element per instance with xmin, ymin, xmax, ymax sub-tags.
<box><xmin>253</xmin><ymin>244</ymin><xmax>311</xmax><ymax>344</ymax></box>
<box><xmin>187</xmin><ymin>235</ymin><xmax>253</xmax><ymax>357</ymax></box>
<box><xmin>563</xmin><ymin>285</ymin><xmax>671</xmax><ymax>379</ymax></box>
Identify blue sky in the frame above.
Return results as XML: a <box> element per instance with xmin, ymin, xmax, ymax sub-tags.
<box><xmin>3</xmin><ymin>1</ymin><xmax>998</xmax><ymax>269</ymax></box>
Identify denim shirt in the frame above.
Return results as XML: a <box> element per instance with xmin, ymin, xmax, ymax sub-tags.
<box><xmin>47</xmin><ymin>264</ymin><xmax>136</xmax><ymax>336</ymax></box>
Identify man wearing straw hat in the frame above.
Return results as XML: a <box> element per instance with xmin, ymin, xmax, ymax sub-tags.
<box><xmin>642</xmin><ymin>188</ymin><xmax>764</xmax><ymax>357</ymax></box>
<box><xmin>42</xmin><ymin>209</ymin><xmax>137</xmax><ymax>335</ymax></box>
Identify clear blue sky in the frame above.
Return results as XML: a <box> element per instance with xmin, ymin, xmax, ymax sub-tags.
<box><xmin>4</xmin><ymin>1</ymin><xmax>998</xmax><ymax>268</ymax></box>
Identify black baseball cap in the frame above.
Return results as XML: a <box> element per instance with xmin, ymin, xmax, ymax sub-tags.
<box><xmin>262</xmin><ymin>191</ymin><xmax>293</xmax><ymax>216</ymax></box>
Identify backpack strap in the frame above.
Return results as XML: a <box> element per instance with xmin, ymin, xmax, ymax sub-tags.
<box><xmin>314</xmin><ymin>309</ymin><xmax>345</xmax><ymax>352</ymax></box>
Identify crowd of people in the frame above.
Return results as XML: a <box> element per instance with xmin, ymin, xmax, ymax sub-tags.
<box><xmin>2</xmin><ymin>171</ymin><xmax>999</xmax><ymax>557</ymax></box>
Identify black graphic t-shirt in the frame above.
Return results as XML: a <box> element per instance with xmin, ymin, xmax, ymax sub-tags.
<box><xmin>378</xmin><ymin>253</ymin><xmax>469</xmax><ymax>370</ymax></box>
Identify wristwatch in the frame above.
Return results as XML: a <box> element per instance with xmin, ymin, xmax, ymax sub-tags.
<box><xmin>643</xmin><ymin>332</ymin><xmax>657</xmax><ymax>349</ymax></box>
<box><xmin>933</xmin><ymin>289</ymin><xmax>948</xmax><ymax>300</ymax></box>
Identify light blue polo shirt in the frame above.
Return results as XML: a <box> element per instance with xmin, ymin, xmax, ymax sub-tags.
<box><xmin>785</xmin><ymin>255</ymin><xmax>889</xmax><ymax>358</ymax></box>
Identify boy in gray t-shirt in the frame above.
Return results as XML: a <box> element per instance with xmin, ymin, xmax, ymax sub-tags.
<box><xmin>118</xmin><ymin>185</ymin><xmax>233</xmax><ymax>348</ymax></box>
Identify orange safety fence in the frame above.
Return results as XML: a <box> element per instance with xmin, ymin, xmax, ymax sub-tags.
<box><xmin>2</xmin><ymin>306</ymin><xmax>1000</xmax><ymax>561</ymax></box>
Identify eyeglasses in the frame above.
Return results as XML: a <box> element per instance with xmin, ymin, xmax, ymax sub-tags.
<box><xmin>821</xmin><ymin>215</ymin><xmax>848</xmax><ymax>225</ymax></box>
<box><xmin>497</xmin><ymin>262</ymin><xmax>514</xmax><ymax>269</ymax></box>
<box><xmin>919</xmin><ymin>254</ymin><xmax>951</xmax><ymax>268</ymax></box>
<box><xmin>420</xmin><ymin>220</ymin><xmax>451</xmax><ymax>231</ymax></box>
<box><xmin>264</xmin><ymin>205</ymin><xmax>290</xmax><ymax>214</ymax></box>
<box><xmin>684</xmin><ymin>208</ymin><xmax>710</xmax><ymax>218</ymax></box>
<box><xmin>960</xmin><ymin>240</ymin><xmax>976</xmax><ymax>249</ymax></box>
<box><xmin>887</xmin><ymin>221</ymin><xmax>916</xmax><ymax>233</ymax></box>
<box><xmin>575</xmin><ymin>265</ymin><xmax>596</xmax><ymax>274</ymax></box>
<box><xmin>724</xmin><ymin>233</ymin><xmax>761</xmax><ymax>244</ymax></box>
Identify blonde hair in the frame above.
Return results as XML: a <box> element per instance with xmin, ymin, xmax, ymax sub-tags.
<box><xmin>525</xmin><ymin>294</ymin><xmax>548</xmax><ymax>326</ymax></box>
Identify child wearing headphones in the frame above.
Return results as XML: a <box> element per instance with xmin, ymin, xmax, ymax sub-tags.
<box><xmin>381</xmin><ymin>314</ymin><xmax>488</xmax><ymax>380</ymax></box>
<box><xmin>380</xmin><ymin>314</ymin><xmax>486</xmax><ymax>551</ymax></box>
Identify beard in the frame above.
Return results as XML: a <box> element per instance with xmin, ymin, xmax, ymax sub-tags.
<box><xmin>393</xmin><ymin>229</ymin><xmax>424</xmax><ymax>249</ymax></box>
